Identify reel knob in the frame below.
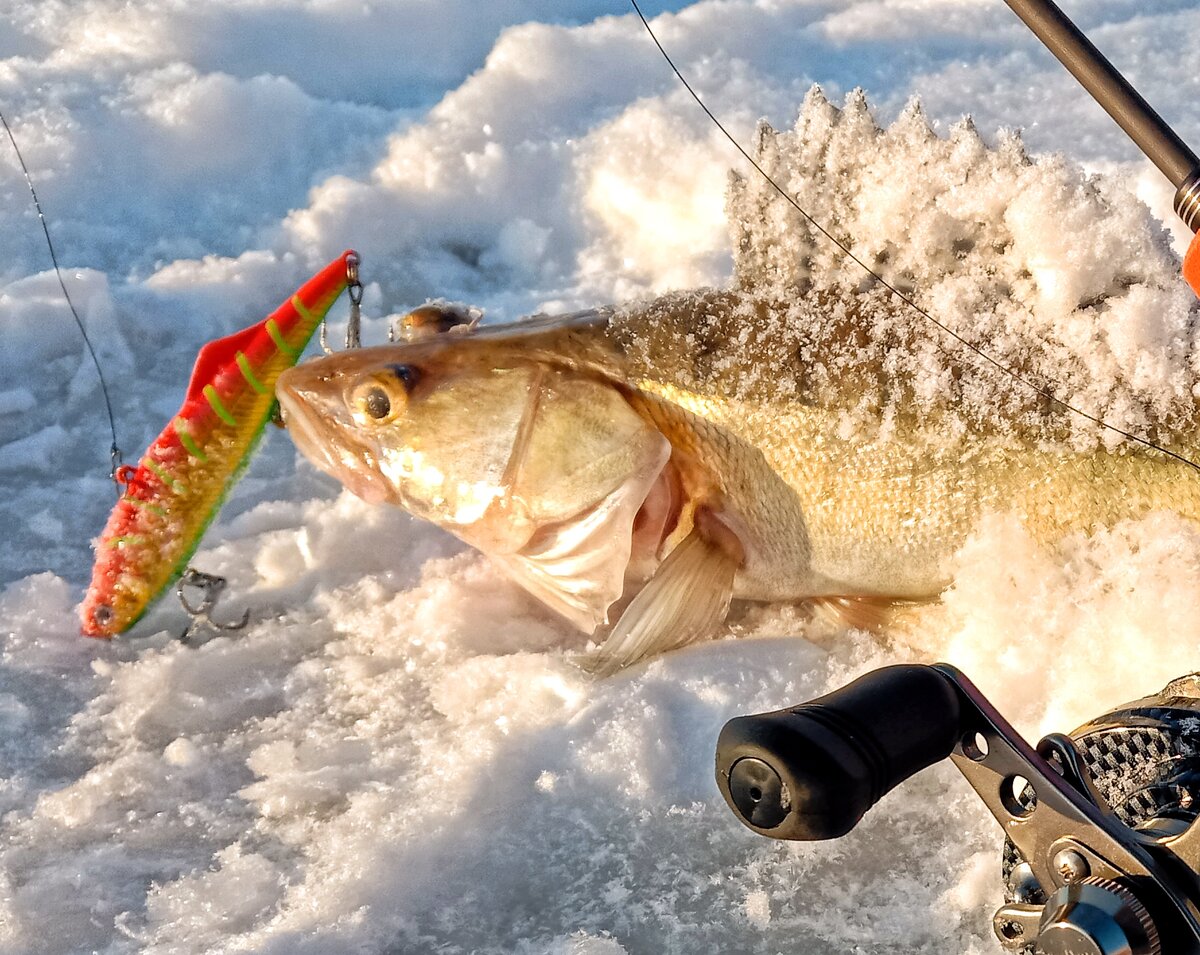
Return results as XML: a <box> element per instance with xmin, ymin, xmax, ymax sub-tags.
<box><xmin>726</xmin><ymin>757</ymin><xmax>789</xmax><ymax>829</ymax></box>
<box><xmin>1035</xmin><ymin>877</ymin><xmax>1160</xmax><ymax>955</ymax></box>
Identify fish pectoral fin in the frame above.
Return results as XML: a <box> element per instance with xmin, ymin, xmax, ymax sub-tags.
<box><xmin>807</xmin><ymin>594</ymin><xmax>927</xmax><ymax>633</ymax></box>
<box><xmin>581</xmin><ymin>526</ymin><xmax>738</xmax><ymax>676</ymax></box>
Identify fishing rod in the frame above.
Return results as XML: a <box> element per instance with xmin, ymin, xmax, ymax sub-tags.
<box><xmin>1000</xmin><ymin>0</ymin><xmax>1200</xmax><ymax>296</ymax></box>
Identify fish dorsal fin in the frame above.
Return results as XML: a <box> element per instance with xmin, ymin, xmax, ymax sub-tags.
<box><xmin>184</xmin><ymin>323</ymin><xmax>263</xmax><ymax>403</ymax></box>
<box><xmin>582</xmin><ymin>525</ymin><xmax>739</xmax><ymax>676</ymax></box>
<box><xmin>489</xmin><ymin>433</ymin><xmax>670</xmax><ymax>632</ymax></box>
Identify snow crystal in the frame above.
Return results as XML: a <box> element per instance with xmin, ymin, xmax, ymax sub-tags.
<box><xmin>724</xmin><ymin>88</ymin><xmax>1200</xmax><ymax>447</ymax></box>
<box><xmin>743</xmin><ymin>888</ymin><xmax>772</xmax><ymax>928</ymax></box>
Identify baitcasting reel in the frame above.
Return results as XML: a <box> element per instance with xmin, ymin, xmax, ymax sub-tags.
<box><xmin>716</xmin><ymin>665</ymin><xmax>1200</xmax><ymax>954</ymax></box>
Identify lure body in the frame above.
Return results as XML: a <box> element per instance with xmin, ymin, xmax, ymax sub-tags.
<box><xmin>79</xmin><ymin>251</ymin><xmax>357</xmax><ymax>637</ymax></box>
<box><xmin>1187</xmin><ymin>232</ymin><xmax>1200</xmax><ymax>298</ymax></box>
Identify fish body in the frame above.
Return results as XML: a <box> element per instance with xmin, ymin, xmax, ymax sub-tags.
<box><xmin>634</xmin><ymin>378</ymin><xmax>1195</xmax><ymax>597</ymax></box>
<box><xmin>80</xmin><ymin>251</ymin><xmax>356</xmax><ymax>637</ymax></box>
<box><xmin>276</xmin><ymin>288</ymin><xmax>1200</xmax><ymax>670</ymax></box>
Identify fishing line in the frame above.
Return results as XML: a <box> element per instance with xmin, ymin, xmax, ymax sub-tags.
<box><xmin>1</xmin><ymin>108</ymin><xmax>123</xmax><ymax>482</ymax></box>
<box><xmin>627</xmin><ymin>0</ymin><xmax>1200</xmax><ymax>474</ymax></box>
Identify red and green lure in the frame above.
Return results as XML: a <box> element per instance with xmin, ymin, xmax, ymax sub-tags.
<box><xmin>80</xmin><ymin>250</ymin><xmax>359</xmax><ymax>637</ymax></box>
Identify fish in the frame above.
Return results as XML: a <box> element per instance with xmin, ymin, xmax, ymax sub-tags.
<box><xmin>79</xmin><ymin>251</ymin><xmax>358</xmax><ymax>637</ymax></box>
<box><xmin>275</xmin><ymin>286</ymin><xmax>1200</xmax><ymax>672</ymax></box>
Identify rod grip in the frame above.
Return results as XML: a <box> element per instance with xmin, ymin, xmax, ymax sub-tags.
<box><xmin>715</xmin><ymin>664</ymin><xmax>961</xmax><ymax>840</ymax></box>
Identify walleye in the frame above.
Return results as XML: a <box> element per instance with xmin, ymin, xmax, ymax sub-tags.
<box><xmin>275</xmin><ymin>288</ymin><xmax>1200</xmax><ymax>672</ymax></box>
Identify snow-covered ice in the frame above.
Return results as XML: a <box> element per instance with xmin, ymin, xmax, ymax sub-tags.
<box><xmin>3</xmin><ymin>0</ymin><xmax>1200</xmax><ymax>952</ymax></box>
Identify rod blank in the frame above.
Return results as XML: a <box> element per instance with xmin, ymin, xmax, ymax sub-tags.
<box><xmin>1003</xmin><ymin>0</ymin><xmax>1198</xmax><ymax>189</ymax></box>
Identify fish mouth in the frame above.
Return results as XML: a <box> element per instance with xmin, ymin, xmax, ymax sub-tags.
<box><xmin>276</xmin><ymin>363</ymin><xmax>394</xmax><ymax>506</ymax></box>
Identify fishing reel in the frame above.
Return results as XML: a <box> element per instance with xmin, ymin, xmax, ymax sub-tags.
<box><xmin>716</xmin><ymin>664</ymin><xmax>1200</xmax><ymax>954</ymax></box>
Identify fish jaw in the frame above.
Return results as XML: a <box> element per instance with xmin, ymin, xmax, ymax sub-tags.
<box><xmin>277</xmin><ymin>356</ymin><xmax>400</xmax><ymax>507</ymax></box>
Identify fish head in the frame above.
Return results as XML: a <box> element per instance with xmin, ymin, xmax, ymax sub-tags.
<box><xmin>275</xmin><ymin>348</ymin><xmax>415</xmax><ymax>511</ymax></box>
<box><xmin>276</xmin><ymin>325</ymin><xmax>673</xmax><ymax>629</ymax></box>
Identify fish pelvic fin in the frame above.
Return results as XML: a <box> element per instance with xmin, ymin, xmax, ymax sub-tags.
<box><xmin>807</xmin><ymin>594</ymin><xmax>932</xmax><ymax>633</ymax></box>
<box><xmin>581</xmin><ymin>523</ymin><xmax>739</xmax><ymax>676</ymax></box>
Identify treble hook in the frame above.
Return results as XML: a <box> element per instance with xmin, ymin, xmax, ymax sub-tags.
<box><xmin>320</xmin><ymin>251</ymin><xmax>364</xmax><ymax>353</ymax></box>
<box><xmin>177</xmin><ymin>568</ymin><xmax>250</xmax><ymax>643</ymax></box>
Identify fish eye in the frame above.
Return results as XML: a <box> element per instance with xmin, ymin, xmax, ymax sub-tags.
<box><xmin>350</xmin><ymin>372</ymin><xmax>408</xmax><ymax>425</ymax></box>
<box><xmin>94</xmin><ymin>604</ymin><xmax>114</xmax><ymax>626</ymax></box>
<box><xmin>363</xmin><ymin>386</ymin><xmax>390</xmax><ymax>420</ymax></box>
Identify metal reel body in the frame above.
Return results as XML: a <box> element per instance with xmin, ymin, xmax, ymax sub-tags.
<box><xmin>715</xmin><ymin>666</ymin><xmax>1200</xmax><ymax>955</ymax></box>
<box><xmin>1002</xmin><ymin>683</ymin><xmax>1200</xmax><ymax>952</ymax></box>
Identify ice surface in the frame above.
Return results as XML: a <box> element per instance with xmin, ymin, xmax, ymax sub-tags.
<box><xmin>4</xmin><ymin>0</ymin><xmax>1200</xmax><ymax>952</ymax></box>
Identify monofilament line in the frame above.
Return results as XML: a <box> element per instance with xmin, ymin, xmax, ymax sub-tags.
<box><xmin>627</xmin><ymin>0</ymin><xmax>1200</xmax><ymax>474</ymax></box>
<box><xmin>1</xmin><ymin>108</ymin><xmax>123</xmax><ymax>480</ymax></box>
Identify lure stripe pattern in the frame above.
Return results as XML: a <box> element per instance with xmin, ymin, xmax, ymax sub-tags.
<box><xmin>236</xmin><ymin>352</ymin><xmax>270</xmax><ymax>395</ymax></box>
<box><xmin>79</xmin><ymin>250</ymin><xmax>356</xmax><ymax>636</ymax></box>
<box><xmin>266</xmin><ymin>318</ymin><xmax>300</xmax><ymax>358</ymax></box>
<box><xmin>203</xmin><ymin>385</ymin><xmax>238</xmax><ymax>426</ymax></box>
<box><xmin>175</xmin><ymin>419</ymin><xmax>209</xmax><ymax>462</ymax></box>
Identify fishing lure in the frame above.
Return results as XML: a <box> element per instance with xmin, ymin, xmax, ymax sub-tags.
<box><xmin>79</xmin><ymin>250</ymin><xmax>359</xmax><ymax>637</ymax></box>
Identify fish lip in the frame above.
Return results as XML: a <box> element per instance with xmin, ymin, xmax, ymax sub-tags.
<box><xmin>276</xmin><ymin>375</ymin><xmax>337</xmax><ymax>473</ymax></box>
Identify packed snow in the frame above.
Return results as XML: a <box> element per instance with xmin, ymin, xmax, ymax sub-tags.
<box><xmin>3</xmin><ymin>1</ymin><xmax>1200</xmax><ymax>952</ymax></box>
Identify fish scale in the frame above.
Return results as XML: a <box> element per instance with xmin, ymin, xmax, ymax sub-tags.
<box><xmin>646</xmin><ymin>372</ymin><xmax>1200</xmax><ymax>598</ymax></box>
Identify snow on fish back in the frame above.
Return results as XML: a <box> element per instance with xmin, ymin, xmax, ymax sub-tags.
<box><xmin>725</xmin><ymin>88</ymin><xmax>1200</xmax><ymax>450</ymax></box>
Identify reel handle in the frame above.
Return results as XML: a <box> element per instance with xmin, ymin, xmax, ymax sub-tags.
<box><xmin>715</xmin><ymin>664</ymin><xmax>961</xmax><ymax>840</ymax></box>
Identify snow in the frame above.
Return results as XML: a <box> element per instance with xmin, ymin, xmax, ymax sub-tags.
<box><xmin>726</xmin><ymin>91</ymin><xmax>1200</xmax><ymax>447</ymax></box>
<box><xmin>3</xmin><ymin>0</ymin><xmax>1200</xmax><ymax>952</ymax></box>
